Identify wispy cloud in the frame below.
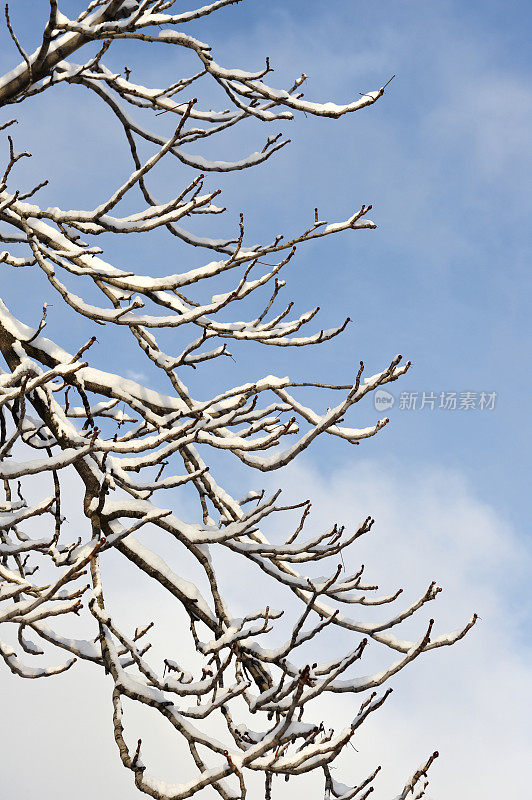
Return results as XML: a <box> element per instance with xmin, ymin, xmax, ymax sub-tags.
<box><xmin>1</xmin><ymin>457</ymin><xmax>528</xmax><ymax>798</ymax></box>
<box><xmin>257</xmin><ymin>456</ymin><xmax>531</xmax><ymax>798</ymax></box>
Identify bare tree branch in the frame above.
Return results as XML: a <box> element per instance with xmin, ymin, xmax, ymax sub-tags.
<box><xmin>0</xmin><ymin>3</ymin><xmax>473</xmax><ymax>799</ymax></box>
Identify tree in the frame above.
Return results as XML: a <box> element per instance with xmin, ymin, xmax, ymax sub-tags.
<box><xmin>0</xmin><ymin>2</ymin><xmax>476</xmax><ymax>798</ymax></box>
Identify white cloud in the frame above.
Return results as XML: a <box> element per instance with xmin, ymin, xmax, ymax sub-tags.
<box><xmin>258</xmin><ymin>457</ymin><xmax>532</xmax><ymax>798</ymax></box>
<box><xmin>1</xmin><ymin>457</ymin><xmax>529</xmax><ymax>799</ymax></box>
<box><xmin>425</xmin><ymin>62</ymin><xmax>532</xmax><ymax>190</ymax></box>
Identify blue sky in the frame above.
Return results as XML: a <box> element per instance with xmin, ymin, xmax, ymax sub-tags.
<box><xmin>3</xmin><ymin>0</ymin><xmax>529</xmax><ymax>528</ymax></box>
<box><xmin>0</xmin><ymin>1</ymin><xmax>531</xmax><ymax>798</ymax></box>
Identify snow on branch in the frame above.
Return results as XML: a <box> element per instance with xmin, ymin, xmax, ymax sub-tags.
<box><xmin>0</xmin><ymin>3</ymin><xmax>472</xmax><ymax>799</ymax></box>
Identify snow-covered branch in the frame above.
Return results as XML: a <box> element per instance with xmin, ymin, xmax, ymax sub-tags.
<box><xmin>0</xmin><ymin>3</ymin><xmax>471</xmax><ymax>799</ymax></box>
